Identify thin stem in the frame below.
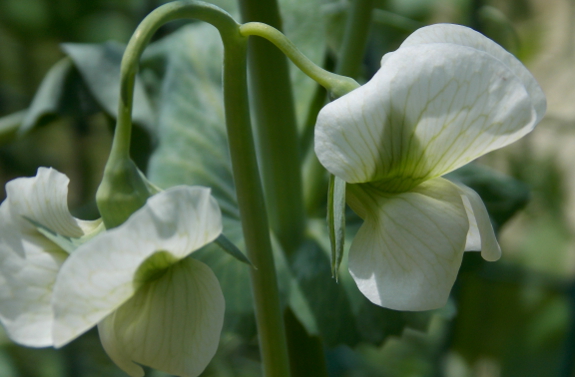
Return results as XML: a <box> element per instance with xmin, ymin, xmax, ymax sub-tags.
<box><xmin>98</xmin><ymin>1</ymin><xmax>243</xmax><ymax>228</ymax></box>
<box><xmin>336</xmin><ymin>0</ymin><xmax>375</xmax><ymax>78</ymax></box>
<box><xmin>239</xmin><ymin>22</ymin><xmax>360</xmax><ymax>98</ymax></box>
<box><xmin>110</xmin><ymin>1</ymin><xmax>239</xmax><ymax>162</ymax></box>
<box><xmin>104</xmin><ymin>2</ymin><xmax>291</xmax><ymax>375</ymax></box>
<box><xmin>303</xmin><ymin>0</ymin><xmax>375</xmax><ymax>215</ymax></box>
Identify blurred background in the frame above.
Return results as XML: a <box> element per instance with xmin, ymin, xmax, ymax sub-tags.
<box><xmin>0</xmin><ymin>0</ymin><xmax>574</xmax><ymax>376</ymax></box>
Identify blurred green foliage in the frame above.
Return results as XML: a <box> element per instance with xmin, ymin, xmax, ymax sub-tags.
<box><xmin>0</xmin><ymin>0</ymin><xmax>573</xmax><ymax>376</ymax></box>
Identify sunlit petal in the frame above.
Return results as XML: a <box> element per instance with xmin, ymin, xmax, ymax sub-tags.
<box><xmin>315</xmin><ymin>43</ymin><xmax>535</xmax><ymax>190</ymax></box>
<box><xmin>347</xmin><ymin>178</ymin><xmax>468</xmax><ymax>310</ymax></box>
<box><xmin>52</xmin><ymin>186</ymin><xmax>222</xmax><ymax>347</ymax></box>
<box><xmin>98</xmin><ymin>258</ymin><xmax>224</xmax><ymax>377</ymax></box>
<box><xmin>399</xmin><ymin>23</ymin><xmax>546</xmax><ymax>123</ymax></box>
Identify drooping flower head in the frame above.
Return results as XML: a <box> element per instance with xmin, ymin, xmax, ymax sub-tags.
<box><xmin>0</xmin><ymin>168</ymin><xmax>225</xmax><ymax>377</ymax></box>
<box><xmin>315</xmin><ymin>24</ymin><xmax>546</xmax><ymax>311</ymax></box>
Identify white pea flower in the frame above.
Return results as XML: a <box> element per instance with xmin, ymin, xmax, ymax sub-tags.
<box><xmin>315</xmin><ymin>24</ymin><xmax>546</xmax><ymax>311</ymax></box>
<box><xmin>0</xmin><ymin>168</ymin><xmax>225</xmax><ymax>377</ymax></box>
<box><xmin>0</xmin><ymin>167</ymin><xmax>102</xmax><ymax>346</ymax></box>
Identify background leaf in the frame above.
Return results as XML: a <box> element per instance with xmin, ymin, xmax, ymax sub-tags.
<box><xmin>62</xmin><ymin>42</ymin><xmax>156</xmax><ymax>135</ymax></box>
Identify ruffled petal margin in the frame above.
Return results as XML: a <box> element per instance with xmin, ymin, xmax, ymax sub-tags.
<box><xmin>0</xmin><ymin>167</ymin><xmax>98</xmax><ymax>347</ymax></box>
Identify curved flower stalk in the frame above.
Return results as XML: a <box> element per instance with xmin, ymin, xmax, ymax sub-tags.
<box><xmin>0</xmin><ymin>168</ymin><xmax>225</xmax><ymax>377</ymax></box>
<box><xmin>0</xmin><ymin>167</ymin><xmax>102</xmax><ymax>347</ymax></box>
<box><xmin>315</xmin><ymin>24</ymin><xmax>546</xmax><ymax>311</ymax></box>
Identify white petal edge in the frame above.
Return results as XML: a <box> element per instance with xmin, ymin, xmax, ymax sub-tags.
<box><xmin>98</xmin><ymin>258</ymin><xmax>225</xmax><ymax>377</ymax></box>
<box><xmin>347</xmin><ymin>178</ymin><xmax>468</xmax><ymax>310</ymax></box>
<box><xmin>460</xmin><ymin>194</ymin><xmax>481</xmax><ymax>251</ymax></box>
<box><xmin>315</xmin><ymin>43</ymin><xmax>536</xmax><ymax>187</ymax></box>
<box><xmin>5</xmin><ymin>167</ymin><xmax>100</xmax><ymax>238</ymax></box>
<box><xmin>399</xmin><ymin>23</ymin><xmax>546</xmax><ymax>123</ymax></box>
<box><xmin>0</xmin><ymin>167</ymin><xmax>98</xmax><ymax>347</ymax></box>
<box><xmin>456</xmin><ymin>184</ymin><xmax>501</xmax><ymax>261</ymax></box>
<box><xmin>52</xmin><ymin>185</ymin><xmax>222</xmax><ymax>347</ymax></box>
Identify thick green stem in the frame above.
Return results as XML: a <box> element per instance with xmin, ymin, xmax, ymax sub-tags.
<box><xmin>102</xmin><ymin>2</ymin><xmax>291</xmax><ymax>375</ymax></box>
<box><xmin>237</xmin><ymin>2</ymin><xmax>331</xmax><ymax>376</ymax></box>
<box><xmin>237</xmin><ymin>1</ymin><xmax>306</xmax><ymax>257</ymax></box>
<box><xmin>222</xmin><ymin>25</ymin><xmax>292</xmax><ymax>377</ymax></box>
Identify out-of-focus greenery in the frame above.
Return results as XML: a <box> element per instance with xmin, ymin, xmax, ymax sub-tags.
<box><xmin>1</xmin><ymin>0</ymin><xmax>574</xmax><ymax>376</ymax></box>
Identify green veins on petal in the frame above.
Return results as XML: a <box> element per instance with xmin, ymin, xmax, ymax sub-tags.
<box><xmin>314</xmin><ymin>23</ymin><xmax>545</xmax><ymax>310</ymax></box>
<box><xmin>315</xmin><ymin>42</ymin><xmax>536</xmax><ymax>189</ymax></box>
<box><xmin>50</xmin><ymin>185</ymin><xmax>224</xmax><ymax>377</ymax></box>
<box><xmin>99</xmin><ymin>257</ymin><xmax>225</xmax><ymax>377</ymax></box>
<box><xmin>399</xmin><ymin>23</ymin><xmax>546</xmax><ymax>123</ymax></box>
<box><xmin>347</xmin><ymin>178</ymin><xmax>469</xmax><ymax>311</ymax></box>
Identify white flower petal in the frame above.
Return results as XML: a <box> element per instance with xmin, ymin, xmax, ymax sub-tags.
<box><xmin>0</xmin><ymin>213</ymin><xmax>66</xmax><ymax>347</ymax></box>
<box><xmin>460</xmin><ymin>194</ymin><xmax>481</xmax><ymax>251</ymax></box>
<box><xmin>457</xmin><ymin>184</ymin><xmax>501</xmax><ymax>261</ymax></box>
<box><xmin>98</xmin><ymin>315</ymin><xmax>144</xmax><ymax>377</ymax></box>
<box><xmin>347</xmin><ymin>178</ymin><xmax>468</xmax><ymax>310</ymax></box>
<box><xmin>399</xmin><ymin>24</ymin><xmax>546</xmax><ymax>123</ymax></box>
<box><xmin>315</xmin><ymin>43</ymin><xmax>536</xmax><ymax>189</ymax></box>
<box><xmin>98</xmin><ymin>258</ymin><xmax>224</xmax><ymax>377</ymax></box>
<box><xmin>52</xmin><ymin>186</ymin><xmax>222</xmax><ymax>347</ymax></box>
<box><xmin>0</xmin><ymin>168</ymin><xmax>97</xmax><ymax>347</ymax></box>
<box><xmin>5</xmin><ymin>167</ymin><xmax>99</xmax><ymax>238</ymax></box>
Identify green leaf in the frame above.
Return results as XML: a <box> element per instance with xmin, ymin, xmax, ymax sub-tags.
<box><xmin>20</xmin><ymin>57</ymin><xmax>99</xmax><ymax>134</ymax></box>
<box><xmin>145</xmin><ymin>23</ymin><xmax>234</xmax><ymax>213</ymax></box>
<box><xmin>327</xmin><ymin>174</ymin><xmax>345</xmax><ymax>280</ymax></box>
<box><xmin>62</xmin><ymin>42</ymin><xmax>155</xmax><ymax>135</ymax></box>
<box><xmin>17</xmin><ymin>41</ymin><xmax>156</xmax><ymax>148</ymax></box>
<box><xmin>214</xmin><ymin>234</ymin><xmax>253</xmax><ymax>267</ymax></box>
<box><xmin>287</xmin><ymin>236</ymin><xmax>360</xmax><ymax>346</ymax></box>
<box><xmin>0</xmin><ymin>110</ymin><xmax>25</xmax><ymax>144</ymax></box>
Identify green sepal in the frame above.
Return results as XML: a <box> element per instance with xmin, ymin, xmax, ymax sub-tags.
<box><xmin>96</xmin><ymin>158</ymin><xmax>157</xmax><ymax>230</ymax></box>
<box><xmin>214</xmin><ymin>234</ymin><xmax>254</xmax><ymax>267</ymax></box>
<box><xmin>327</xmin><ymin>174</ymin><xmax>346</xmax><ymax>281</ymax></box>
<box><xmin>23</xmin><ymin>216</ymin><xmax>104</xmax><ymax>254</ymax></box>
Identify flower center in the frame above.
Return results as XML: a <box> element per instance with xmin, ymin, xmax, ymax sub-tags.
<box><xmin>133</xmin><ymin>251</ymin><xmax>179</xmax><ymax>289</ymax></box>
